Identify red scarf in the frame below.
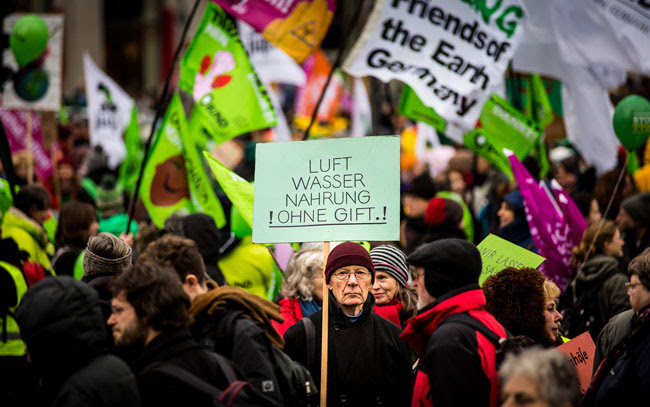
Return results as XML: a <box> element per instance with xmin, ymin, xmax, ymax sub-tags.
<box><xmin>373</xmin><ymin>297</ymin><xmax>403</xmax><ymax>328</ymax></box>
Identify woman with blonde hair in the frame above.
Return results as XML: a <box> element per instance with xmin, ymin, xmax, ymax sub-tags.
<box><xmin>273</xmin><ymin>243</ymin><xmax>324</xmax><ymax>337</ymax></box>
<box><xmin>560</xmin><ymin>220</ymin><xmax>630</xmax><ymax>339</ymax></box>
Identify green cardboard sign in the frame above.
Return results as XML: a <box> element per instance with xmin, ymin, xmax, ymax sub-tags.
<box><xmin>398</xmin><ymin>85</ymin><xmax>446</xmax><ymax>133</ymax></box>
<box><xmin>252</xmin><ymin>136</ymin><xmax>400</xmax><ymax>243</ymax></box>
<box><xmin>180</xmin><ymin>2</ymin><xmax>276</xmax><ymax>143</ymax></box>
<box><xmin>477</xmin><ymin>234</ymin><xmax>545</xmax><ymax>286</ymax></box>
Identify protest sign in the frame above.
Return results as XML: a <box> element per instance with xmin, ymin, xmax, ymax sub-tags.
<box><xmin>252</xmin><ymin>136</ymin><xmax>400</xmax><ymax>243</ymax></box>
<box><xmin>479</xmin><ymin>94</ymin><xmax>540</xmax><ymax>157</ymax></box>
<box><xmin>477</xmin><ymin>233</ymin><xmax>545</xmax><ymax>286</ymax></box>
<box><xmin>180</xmin><ymin>3</ymin><xmax>276</xmax><ymax>143</ymax></box>
<box><xmin>238</xmin><ymin>21</ymin><xmax>306</xmax><ymax>86</ymax></box>
<box><xmin>0</xmin><ymin>109</ymin><xmax>52</xmax><ymax>180</ymax></box>
<box><xmin>213</xmin><ymin>0</ymin><xmax>336</xmax><ymax>63</ymax></box>
<box><xmin>84</xmin><ymin>53</ymin><xmax>134</xmax><ymax>168</ymax></box>
<box><xmin>398</xmin><ymin>85</ymin><xmax>446</xmax><ymax>133</ymax></box>
<box><xmin>2</xmin><ymin>13</ymin><xmax>63</xmax><ymax>111</ymax></box>
<box><xmin>556</xmin><ymin>331</ymin><xmax>596</xmax><ymax>394</ymax></box>
<box><xmin>343</xmin><ymin>0</ymin><xmax>527</xmax><ymax>129</ymax></box>
<box><xmin>140</xmin><ymin>98</ymin><xmax>193</xmax><ymax>228</ymax></box>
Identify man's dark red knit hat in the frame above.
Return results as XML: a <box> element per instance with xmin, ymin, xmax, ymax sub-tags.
<box><xmin>325</xmin><ymin>242</ymin><xmax>375</xmax><ymax>283</ymax></box>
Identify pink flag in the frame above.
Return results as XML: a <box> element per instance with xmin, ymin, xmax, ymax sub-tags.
<box><xmin>0</xmin><ymin>109</ymin><xmax>53</xmax><ymax>180</ymax></box>
<box><xmin>508</xmin><ymin>153</ymin><xmax>579</xmax><ymax>291</ymax></box>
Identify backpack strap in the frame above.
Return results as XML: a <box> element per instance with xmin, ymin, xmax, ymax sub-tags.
<box><xmin>440</xmin><ymin>313</ymin><xmax>505</xmax><ymax>347</ymax></box>
<box><xmin>214</xmin><ymin>309</ymin><xmax>245</xmax><ymax>358</ymax></box>
<box><xmin>303</xmin><ymin>317</ymin><xmax>316</xmax><ymax>372</ymax></box>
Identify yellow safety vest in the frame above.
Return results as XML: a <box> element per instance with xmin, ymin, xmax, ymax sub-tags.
<box><xmin>0</xmin><ymin>261</ymin><xmax>27</xmax><ymax>356</ymax></box>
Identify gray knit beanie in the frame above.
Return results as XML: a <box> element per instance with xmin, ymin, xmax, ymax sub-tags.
<box><xmin>83</xmin><ymin>232</ymin><xmax>132</xmax><ymax>276</ymax></box>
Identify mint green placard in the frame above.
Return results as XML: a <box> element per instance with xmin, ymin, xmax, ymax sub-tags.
<box><xmin>252</xmin><ymin>136</ymin><xmax>400</xmax><ymax>243</ymax></box>
<box><xmin>477</xmin><ymin>233</ymin><xmax>545</xmax><ymax>286</ymax></box>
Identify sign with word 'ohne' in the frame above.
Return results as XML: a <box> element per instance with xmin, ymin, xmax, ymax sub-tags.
<box><xmin>253</xmin><ymin>136</ymin><xmax>400</xmax><ymax>243</ymax></box>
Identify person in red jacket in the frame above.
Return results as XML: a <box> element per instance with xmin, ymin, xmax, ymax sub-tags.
<box><xmin>400</xmin><ymin>238</ymin><xmax>507</xmax><ymax>407</ymax></box>
<box><xmin>273</xmin><ymin>243</ymin><xmax>324</xmax><ymax>337</ymax></box>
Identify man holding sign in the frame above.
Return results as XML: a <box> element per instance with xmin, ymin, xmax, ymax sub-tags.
<box><xmin>283</xmin><ymin>242</ymin><xmax>413</xmax><ymax>406</ymax></box>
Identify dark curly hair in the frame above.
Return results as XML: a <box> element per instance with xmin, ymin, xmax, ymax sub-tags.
<box><xmin>482</xmin><ymin>267</ymin><xmax>547</xmax><ymax>341</ymax></box>
<box><xmin>110</xmin><ymin>261</ymin><xmax>190</xmax><ymax>331</ymax></box>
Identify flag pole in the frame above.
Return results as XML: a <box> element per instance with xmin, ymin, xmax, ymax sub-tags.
<box><xmin>320</xmin><ymin>241</ymin><xmax>330</xmax><ymax>407</ymax></box>
<box><xmin>26</xmin><ymin>111</ymin><xmax>33</xmax><ymax>184</ymax></box>
<box><xmin>125</xmin><ymin>0</ymin><xmax>202</xmax><ymax>234</ymax></box>
<box><xmin>302</xmin><ymin>0</ymin><xmax>367</xmax><ymax>141</ymax></box>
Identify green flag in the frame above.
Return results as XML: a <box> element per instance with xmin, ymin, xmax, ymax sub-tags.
<box><xmin>118</xmin><ymin>106</ymin><xmax>143</xmax><ymax>192</ymax></box>
<box><xmin>140</xmin><ymin>99</ymin><xmax>194</xmax><ymax>228</ymax></box>
<box><xmin>204</xmin><ymin>151</ymin><xmax>254</xmax><ymax>228</ymax></box>
<box><xmin>180</xmin><ymin>2</ymin><xmax>276</xmax><ymax>143</ymax></box>
<box><xmin>177</xmin><ymin>97</ymin><xmax>227</xmax><ymax>229</ymax></box>
<box><xmin>398</xmin><ymin>85</ymin><xmax>446</xmax><ymax>133</ymax></box>
<box><xmin>529</xmin><ymin>74</ymin><xmax>553</xmax><ymax>178</ymax></box>
<box><xmin>465</xmin><ymin>94</ymin><xmax>541</xmax><ymax>178</ymax></box>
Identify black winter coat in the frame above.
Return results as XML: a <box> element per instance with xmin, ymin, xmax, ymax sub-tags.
<box><xmin>130</xmin><ymin>328</ymin><xmax>242</xmax><ymax>407</ymax></box>
<box><xmin>191</xmin><ymin>309</ymin><xmax>283</xmax><ymax>406</ymax></box>
<box><xmin>15</xmin><ymin>276</ymin><xmax>140</xmax><ymax>407</ymax></box>
<box><xmin>283</xmin><ymin>292</ymin><xmax>413</xmax><ymax>407</ymax></box>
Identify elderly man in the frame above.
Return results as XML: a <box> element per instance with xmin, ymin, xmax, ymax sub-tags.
<box><xmin>283</xmin><ymin>242</ymin><xmax>413</xmax><ymax>406</ymax></box>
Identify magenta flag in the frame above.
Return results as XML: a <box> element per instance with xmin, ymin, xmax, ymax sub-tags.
<box><xmin>551</xmin><ymin>179</ymin><xmax>588</xmax><ymax>251</ymax></box>
<box><xmin>0</xmin><ymin>109</ymin><xmax>53</xmax><ymax>180</ymax></box>
<box><xmin>213</xmin><ymin>0</ymin><xmax>336</xmax><ymax>63</ymax></box>
<box><xmin>508</xmin><ymin>153</ymin><xmax>579</xmax><ymax>291</ymax></box>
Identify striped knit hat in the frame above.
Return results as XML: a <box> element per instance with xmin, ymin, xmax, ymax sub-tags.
<box><xmin>370</xmin><ymin>245</ymin><xmax>409</xmax><ymax>287</ymax></box>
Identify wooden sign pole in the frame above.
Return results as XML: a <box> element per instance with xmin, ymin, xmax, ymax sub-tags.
<box><xmin>320</xmin><ymin>241</ymin><xmax>330</xmax><ymax>407</ymax></box>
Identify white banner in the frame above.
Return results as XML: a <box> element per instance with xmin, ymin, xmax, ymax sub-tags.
<box><xmin>83</xmin><ymin>52</ymin><xmax>134</xmax><ymax>169</ymax></box>
<box><xmin>238</xmin><ymin>21</ymin><xmax>306</xmax><ymax>86</ymax></box>
<box><xmin>512</xmin><ymin>0</ymin><xmax>626</xmax><ymax>173</ymax></box>
<box><xmin>343</xmin><ymin>0</ymin><xmax>527</xmax><ymax>129</ymax></box>
<box><xmin>550</xmin><ymin>0</ymin><xmax>650</xmax><ymax>76</ymax></box>
<box><xmin>2</xmin><ymin>13</ymin><xmax>63</xmax><ymax>111</ymax></box>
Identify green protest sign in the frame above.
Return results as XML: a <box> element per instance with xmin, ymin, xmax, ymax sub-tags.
<box><xmin>252</xmin><ymin>136</ymin><xmax>400</xmax><ymax>244</ymax></box>
<box><xmin>140</xmin><ymin>99</ymin><xmax>194</xmax><ymax>228</ymax></box>
<box><xmin>180</xmin><ymin>2</ymin><xmax>276</xmax><ymax>143</ymax></box>
<box><xmin>204</xmin><ymin>151</ymin><xmax>254</xmax><ymax>228</ymax></box>
<box><xmin>477</xmin><ymin>234</ymin><xmax>545</xmax><ymax>286</ymax></box>
<box><xmin>398</xmin><ymin>86</ymin><xmax>446</xmax><ymax>133</ymax></box>
<box><xmin>169</xmin><ymin>95</ymin><xmax>226</xmax><ymax>229</ymax></box>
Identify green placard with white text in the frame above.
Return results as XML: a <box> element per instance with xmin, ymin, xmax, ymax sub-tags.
<box><xmin>477</xmin><ymin>234</ymin><xmax>545</xmax><ymax>286</ymax></box>
<box><xmin>253</xmin><ymin>137</ymin><xmax>400</xmax><ymax>243</ymax></box>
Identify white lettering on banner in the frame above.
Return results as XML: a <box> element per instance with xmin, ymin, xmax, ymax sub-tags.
<box><xmin>491</xmin><ymin>104</ymin><xmax>538</xmax><ymax>141</ymax></box>
<box><xmin>205</xmin><ymin>23</ymin><xmax>229</xmax><ymax>47</ymax></box>
<box><xmin>343</xmin><ymin>0</ymin><xmax>526</xmax><ymax>129</ymax></box>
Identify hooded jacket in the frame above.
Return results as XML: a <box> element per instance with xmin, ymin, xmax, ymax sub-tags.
<box><xmin>15</xmin><ymin>277</ymin><xmax>139</xmax><ymax>407</ymax></box>
<box><xmin>400</xmin><ymin>285</ymin><xmax>507</xmax><ymax>407</ymax></box>
<box><xmin>189</xmin><ymin>284</ymin><xmax>284</xmax><ymax>406</ymax></box>
<box><xmin>1</xmin><ymin>207</ymin><xmax>52</xmax><ymax>271</ymax></box>
<box><xmin>284</xmin><ymin>291</ymin><xmax>414</xmax><ymax>406</ymax></box>
<box><xmin>569</xmin><ymin>255</ymin><xmax>630</xmax><ymax>339</ymax></box>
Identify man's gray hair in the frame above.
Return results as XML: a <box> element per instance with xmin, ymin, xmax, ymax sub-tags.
<box><xmin>499</xmin><ymin>347</ymin><xmax>582</xmax><ymax>407</ymax></box>
<box><xmin>281</xmin><ymin>243</ymin><xmax>324</xmax><ymax>301</ymax></box>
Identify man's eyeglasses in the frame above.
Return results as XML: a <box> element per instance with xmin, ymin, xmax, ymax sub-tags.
<box><xmin>625</xmin><ymin>282</ymin><xmax>643</xmax><ymax>290</ymax></box>
<box><xmin>332</xmin><ymin>270</ymin><xmax>371</xmax><ymax>281</ymax></box>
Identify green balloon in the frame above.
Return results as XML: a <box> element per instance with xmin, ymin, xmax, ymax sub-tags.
<box><xmin>10</xmin><ymin>15</ymin><xmax>49</xmax><ymax>67</ymax></box>
<box><xmin>613</xmin><ymin>95</ymin><xmax>650</xmax><ymax>151</ymax></box>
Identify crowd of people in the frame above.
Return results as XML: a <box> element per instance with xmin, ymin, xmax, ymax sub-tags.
<box><xmin>2</xmin><ymin>119</ymin><xmax>650</xmax><ymax>407</ymax></box>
